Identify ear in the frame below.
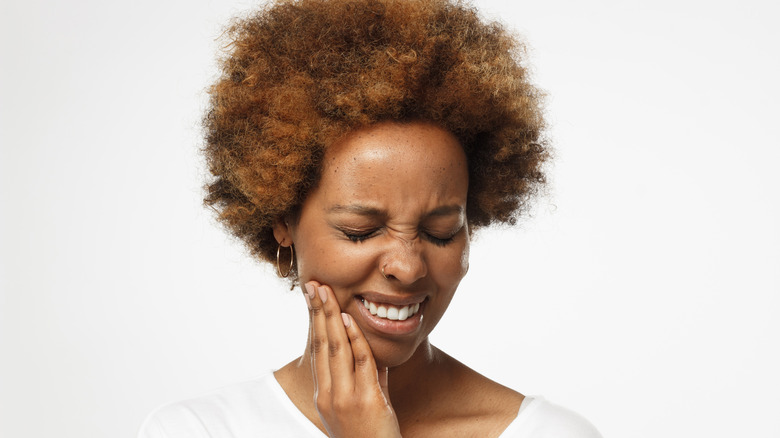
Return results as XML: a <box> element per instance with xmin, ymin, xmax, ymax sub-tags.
<box><xmin>272</xmin><ymin>217</ymin><xmax>294</xmax><ymax>247</ymax></box>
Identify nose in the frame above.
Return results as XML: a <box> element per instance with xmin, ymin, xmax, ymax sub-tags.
<box><xmin>381</xmin><ymin>236</ymin><xmax>427</xmax><ymax>285</ymax></box>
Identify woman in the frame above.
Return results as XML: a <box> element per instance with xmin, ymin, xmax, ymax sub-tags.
<box><xmin>140</xmin><ymin>0</ymin><xmax>601</xmax><ymax>436</ymax></box>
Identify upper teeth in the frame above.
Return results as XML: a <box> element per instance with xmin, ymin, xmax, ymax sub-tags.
<box><xmin>362</xmin><ymin>298</ymin><xmax>421</xmax><ymax>321</ymax></box>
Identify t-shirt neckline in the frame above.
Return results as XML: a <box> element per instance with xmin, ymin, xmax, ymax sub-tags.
<box><xmin>268</xmin><ymin>370</ymin><xmax>534</xmax><ymax>437</ymax></box>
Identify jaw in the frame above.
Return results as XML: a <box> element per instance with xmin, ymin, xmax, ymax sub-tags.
<box><xmin>368</xmin><ymin>333</ymin><xmax>433</xmax><ymax>369</ymax></box>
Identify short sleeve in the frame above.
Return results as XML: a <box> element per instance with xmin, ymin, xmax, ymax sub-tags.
<box><xmin>501</xmin><ymin>397</ymin><xmax>602</xmax><ymax>438</ymax></box>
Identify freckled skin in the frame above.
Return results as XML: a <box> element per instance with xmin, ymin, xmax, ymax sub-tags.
<box><xmin>288</xmin><ymin>121</ymin><xmax>469</xmax><ymax>367</ymax></box>
<box><xmin>273</xmin><ymin>122</ymin><xmax>524</xmax><ymax>437</ymax></box>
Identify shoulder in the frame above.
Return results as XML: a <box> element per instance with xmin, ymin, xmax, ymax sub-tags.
<box><xmin>421</xmin><ymin>352</ymin><xmax>525</xmax><ymax>435</ymax></box>
<box><xmin>137</xmin><ymin>373</ymin><xmax>314</xmax><ymax>438</ymax></box>
<box><xmin>501</xmin><ymin>397</ymin><xmax>602</xmax><ymax>438</ymax></box>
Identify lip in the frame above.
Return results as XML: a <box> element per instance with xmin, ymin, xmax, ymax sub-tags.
<box><xmin>353</xmin><ymin>296</ymin><xmax>425</xmax><ymax>336</ymax></box>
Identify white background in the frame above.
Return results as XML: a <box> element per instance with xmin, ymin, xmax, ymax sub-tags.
<box><xmin>1</xmin><ymin>0</ymin><xmax>778</xmax><ymax>437</ymax></box>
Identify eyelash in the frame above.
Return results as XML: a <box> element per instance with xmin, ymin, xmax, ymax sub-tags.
<box><xmin>343</xmin><ymin>230</ymin><xmax>378</xmax><ymax>243</ymax></box>
<box><xmin>341</xmin><ymin>229</ymin><xmax>456</xmax><ymax>247</ymax></box>
<box><xmin>425</xmin><ymin>233</ymin><xmax>456</xmax><ymax>247</ymax></box>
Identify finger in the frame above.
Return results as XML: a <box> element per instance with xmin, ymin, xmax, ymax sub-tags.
<box><xmin>306</xmin><ymin>281</ymin><xmax>331</xmax><ymax>395</ymax></box>
<box><xmin>343</xmin><ymin>313</ymin><xmax>382</xmax><ymax>393</ymax></box>
<box><xmin>319</xmin><ymin>285</ymin><xmax>355</xmax><ymax>396</ymax></box>
<box><xmin>377</xmin><ymin>366</ymin><xmax>391</xmax><ymax>403</ymax></box>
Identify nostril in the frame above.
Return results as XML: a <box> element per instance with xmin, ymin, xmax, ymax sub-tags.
<box><xmin>381</xmin><ymin>255</ymin><xmax>427</xmax><ymax>284</ymax></box>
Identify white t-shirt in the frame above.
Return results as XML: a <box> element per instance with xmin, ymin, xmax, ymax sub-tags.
<box><xmin>139</xmin><ymin>372</ymin><xmax>601</xmax><ymax>438</ymax></box>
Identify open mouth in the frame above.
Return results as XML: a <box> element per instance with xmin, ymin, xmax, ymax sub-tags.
<box><xmin>354</xmin><ymin>295</ymin><xmax>427</xmax><ymax>336</ymax></box>
<box><xmin>360</xmin><ymin>297</ymin><xmax>422</xmax><ymax>321</ymax></box>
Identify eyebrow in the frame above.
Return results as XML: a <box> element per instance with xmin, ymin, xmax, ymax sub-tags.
<box><xmin>328</xmin><ymin>204</ymin><xmax>463</xmax><ymax>217</ymax></box>
<box><xmin>328</xmin><ymin>204</ymin><xmax>384</xmax><ymax>216</ymax></box>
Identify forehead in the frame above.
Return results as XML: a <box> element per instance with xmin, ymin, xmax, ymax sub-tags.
<box><xmin>316</xmin><ymin>122</ymin><xmax>468</xmax><ymax>210</ymax></box>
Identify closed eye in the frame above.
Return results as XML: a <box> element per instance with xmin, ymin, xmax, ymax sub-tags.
<box><xmin>339</xmin><ymin>225</ymin><xmax>461</xmax><ymax>245</ymax></box>
<box><xmin>341</xmin><ymin>228</ymin><xmax>380</xmax><ymax>243</ymax></box>
<box><xmin>423</xmin><ymin>230</ymin><xmax>458</xmax><ymax>247</ymax></box>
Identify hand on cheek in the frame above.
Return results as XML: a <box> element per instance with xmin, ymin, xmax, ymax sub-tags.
<box><xmin>304</xmin><ymin>281</ymin><xmax>401</xmax><ymax>438</ymax></box>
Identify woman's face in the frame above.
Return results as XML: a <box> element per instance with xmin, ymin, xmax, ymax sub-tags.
<box><xmin>279</xmin><ymin>121</ymin><xmax>470</xmax><ymax>368</ymax></box>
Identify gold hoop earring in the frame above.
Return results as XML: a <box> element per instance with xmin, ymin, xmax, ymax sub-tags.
<box><xmin>276</xmin><ymin>244</ymin><xmax>294</xmax><ymax>278</ymax></box>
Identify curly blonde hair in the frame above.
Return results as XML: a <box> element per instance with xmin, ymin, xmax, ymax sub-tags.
<box><xmin>203</xmin><ymin>0</ymin><xmax>548</xmax><ymax>276</ymax></box>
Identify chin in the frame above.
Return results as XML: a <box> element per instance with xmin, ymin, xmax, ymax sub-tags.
<box><xmin>366</xmin><ymin>335</ymin><xmax>424</xmax><ymax>369</ymax></box>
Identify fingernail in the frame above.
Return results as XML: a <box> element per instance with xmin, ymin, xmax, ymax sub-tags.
<box><xmin>304</xmin><ymin>292</ymin><xmax>312</xmax><ymax>309</ymax></box>
<box><xmin>317</xmin><ymin>286</ymin><xmax>328</xmax><ymax>303</ymax></box>
<box><xmin>341</xmin><ymin>313</ymin><xmax>351</xmax><ymax>328</ymax></box>
<box><xmin>304</xmin><ymin>283</ymin><xmax>315</xmax><ymax>299</ymax></box>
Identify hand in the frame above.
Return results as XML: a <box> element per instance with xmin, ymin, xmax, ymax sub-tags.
<box><xmin>304</xmin><ymin>281</ymin><xmax>402</xmax><ymax>438</ymax></box>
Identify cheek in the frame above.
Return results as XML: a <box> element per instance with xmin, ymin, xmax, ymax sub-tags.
<box><xmin>296</xmin><ymin>240</ymin><xmax>378</xmax><ymax>286</ymax></box>
<box><xmin>432</xmin><ymin>242</ymin><xmax>470</xmax><ymax>288</ymax></box>
<box><xmin>454</xmin><ymin>238</ymin><xmax>471</xmax><ymax>278</ymax></box>
<box><xmin>460</xmin><ymin>239</ymin><xmax>470</xmax><ymax>276</ymax></box>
